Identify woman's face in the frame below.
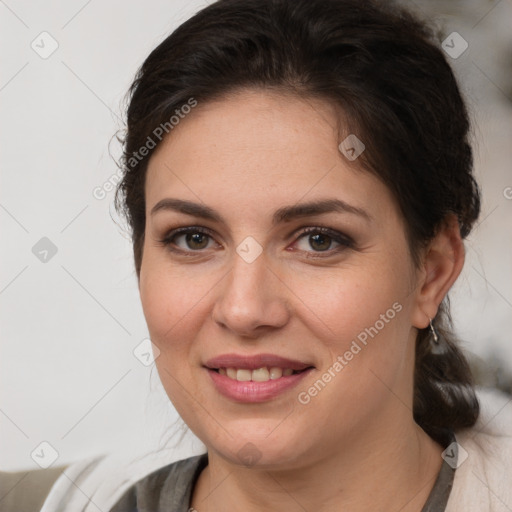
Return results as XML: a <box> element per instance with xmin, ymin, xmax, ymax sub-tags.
<box><xmin>140</xmin><ymin>89</ymin><xmax>424</xmax><ymax>468</ymax></box>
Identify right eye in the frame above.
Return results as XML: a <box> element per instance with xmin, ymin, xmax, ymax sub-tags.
<box><xmin>159</xmin><ymin>226</ymin><xmax>220</xmax><ymax>254</ymax></box>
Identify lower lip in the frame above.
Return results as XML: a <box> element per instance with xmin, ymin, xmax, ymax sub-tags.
<box><xmin>206</xmin><ymin>368</ymin><xmax>313</xmax><ymax>403</ymax></box>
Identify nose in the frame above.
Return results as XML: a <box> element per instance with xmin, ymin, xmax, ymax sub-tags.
<box><xmin>211</xmin><ymin>248</ymin><xmax>291</xmax><ymax>338</ymax></box>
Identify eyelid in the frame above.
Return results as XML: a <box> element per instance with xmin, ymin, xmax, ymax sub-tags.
<box><xmin>293</xmin><ymin>226</ymin><xmax>354</xmax><ymax>245</ymax></box>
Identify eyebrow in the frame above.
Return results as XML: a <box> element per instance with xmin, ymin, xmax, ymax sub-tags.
<box><xmin>150</xmin><ymin>197</ymin><xmax>372</xmax><ymax>224</ymax></box>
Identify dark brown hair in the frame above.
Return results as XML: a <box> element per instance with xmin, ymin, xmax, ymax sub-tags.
<box><xmin>115</xmin><ymin>0</ymin><xmax>481</xmax><ymax>442</ymax></box>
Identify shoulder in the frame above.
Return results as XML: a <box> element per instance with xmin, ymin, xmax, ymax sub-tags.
<box><xmin>109</xmin><ymin>453</ymin><xmax>208</xmax><ymax>512</ymax></box>
<box><xmin>446</xmin><ymin>387</ymin><xmax>512</xmax><ymax>511</ymax></box>
<box><xmin>39</xmin><ymin>453</ymin><xmax>108</xmax><ymax>511</ymax></box>
<box><xmin>0</xmin><ymin>464</ymin><xmax>68</xmax><ymax>512</ymax></box>
<box><xmin>39</xmin><ymin>449</ymin><xmax>208</xmax><ymax>512</ymax></box>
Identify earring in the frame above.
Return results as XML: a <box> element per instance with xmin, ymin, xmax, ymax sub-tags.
<box><xmin>429</xmin><ymin>318</ymin><xmax>439</xmax><ymax>343</ymax></box>
<box><xmin>429</xmin><ymin>317</ymin><xmax>447</xmax><ymax>355</ymax></box>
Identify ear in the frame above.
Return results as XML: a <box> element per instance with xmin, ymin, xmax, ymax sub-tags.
<box><xmin>411</xmin><ymin>214</ymin><xmax>465</xmax><ymax>329</ymax></box>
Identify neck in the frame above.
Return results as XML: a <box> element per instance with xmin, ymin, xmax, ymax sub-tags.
<box><xmin>191</xmin><ymin>415</ymin><xmax>444</xmax><ymax>512</ymax></box>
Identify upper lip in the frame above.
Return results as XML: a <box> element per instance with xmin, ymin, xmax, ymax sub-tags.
<box><xmin>204</xmin><ymin>353</ymin><xmax>314</xmax><ymax>371</ymax></box>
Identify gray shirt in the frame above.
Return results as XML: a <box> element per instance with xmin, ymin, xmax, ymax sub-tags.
<box><xmin>109</xmin><ymin>431</ymin><xmax>457</xmax><ymax>512</ymax></box>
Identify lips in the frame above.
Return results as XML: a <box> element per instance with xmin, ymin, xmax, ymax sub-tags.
<box><xmin>203</xmin><ymin>353</ymin><xmax>315</xmax><ymax>402</ymax></box>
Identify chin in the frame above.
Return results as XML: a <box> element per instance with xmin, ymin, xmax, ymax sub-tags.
<box><xmin>205</xmin><ymin>424</ymin><xmax>309</xmax><ymax>469</ymax></box>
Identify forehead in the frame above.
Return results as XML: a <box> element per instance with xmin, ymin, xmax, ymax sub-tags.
<box><xmin>149</xmin><ymin>90</ymin><xmax>340</xmax><ymax>169</ymax></box>
<box><xmin>144</xmin><ymin>90</ymin><xmax>396</xmax><ymax>222</ymax></box>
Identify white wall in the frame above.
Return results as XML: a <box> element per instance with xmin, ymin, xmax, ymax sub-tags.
<box><xmin>1</xmin><ymin>0</ymin><xmax>511</xmax><ymax>471</ymax></box>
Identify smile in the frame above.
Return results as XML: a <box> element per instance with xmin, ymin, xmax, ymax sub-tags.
<box><xmin>216</xmin><ymin>367</ymin><xmax>303</xmax><ymax>381</ymax></box>
<box><xmin>204</xmin><ymin>353</ymin><xmax>315</xmax><ymax>402</ymax></box>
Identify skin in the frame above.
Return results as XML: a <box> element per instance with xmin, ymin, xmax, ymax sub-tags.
<box><xmin>139</xmin><ymin>89</ymin><xmax>465</xmax><ymax>511</ymax></box>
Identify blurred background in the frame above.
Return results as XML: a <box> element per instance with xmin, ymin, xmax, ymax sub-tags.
<box><xmin>1</xmin><ymin>0</ymin><xmax>511</xmax><ymax>471</ymax></box>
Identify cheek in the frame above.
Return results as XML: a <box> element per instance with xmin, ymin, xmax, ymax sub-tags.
<box><xmin>288</xmin><ymin>285</ymin><xmax>411</xmax><ymax>439</ymax></box>
<box><xmin>294</xmin><ymin>254</ymin><xmax>411</xmax><ymax>343</ymax></box>
<box><xmin>138</xmin><ymin>263</ymin><xmax>208</xmax><ymax>412</ymax></box>
<box><xmin>290</xmin><ymin>250</ymin><xmax>414</xmax><ymax>407</ymax></box>
<box><xmin>138</xmin><ymin>256</ymin><xmax>222</xmax><ymax>404</ymax></box>
<box><xmin>139</xmin><ymin>254</ymin><xmax>209</xmax><ymax>343</ymax></box>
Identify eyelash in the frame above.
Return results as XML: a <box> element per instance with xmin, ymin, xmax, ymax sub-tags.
<box><xmin>158</xmin><ymin>225</ymin><xmax>355</xmax><ymax>259</ymax></box>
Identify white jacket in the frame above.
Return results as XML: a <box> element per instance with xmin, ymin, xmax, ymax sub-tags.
<box><xmin>445</xmin><ymin>388</ymin><xmax>512</xmax><ymax>511</ymax></box>
<box><xmin>41</xmin><ymin>387</ymin><xmax>512</xmax><ymax>512</ymax></box>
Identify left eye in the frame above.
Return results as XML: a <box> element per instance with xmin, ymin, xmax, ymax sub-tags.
<box><xmin>293</xmin><ymin>227</ymin><xmax>353</xmax><ymax>255</ymax></box>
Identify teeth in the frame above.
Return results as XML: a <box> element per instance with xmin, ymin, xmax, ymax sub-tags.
<box><xmin>252</xmin><ymin>367</ymin><xmax>270</xmax><ymax>381</ymax></box>
<box><xmin>218</xmin><ymin>366</ymin><xmax>300</xmax><ymax>382</ymax></box>
<box><xmin>236</xmin><ymin>369</ymin><xmax>252</xmax><ymax>381</ymax></box>
<box><xmin>269</xmin><ymin>367</ymin><xmax>283</xmax><ymax>379</ymax></box>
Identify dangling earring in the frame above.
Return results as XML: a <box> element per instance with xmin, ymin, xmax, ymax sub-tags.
<box><xmin>429</xmin><ymin>318</ymin><xmax>439</xmax><ymax>343</ymax></box>
<box><xmin>429</xmin><ymin>317</ymin><xmax>447</xmax><ymax>355</ymax></box>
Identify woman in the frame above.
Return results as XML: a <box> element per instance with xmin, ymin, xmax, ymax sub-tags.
<box><xmin>38</xmin><ymin>0</ymin><xmax>512</xmax><ymax>510</ymax></box>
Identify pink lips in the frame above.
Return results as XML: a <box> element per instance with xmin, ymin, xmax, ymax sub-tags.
<box><xmin>204</xmin><ymin>353</ymin><xmax>314</xmax><ymax>403</ymax></box>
